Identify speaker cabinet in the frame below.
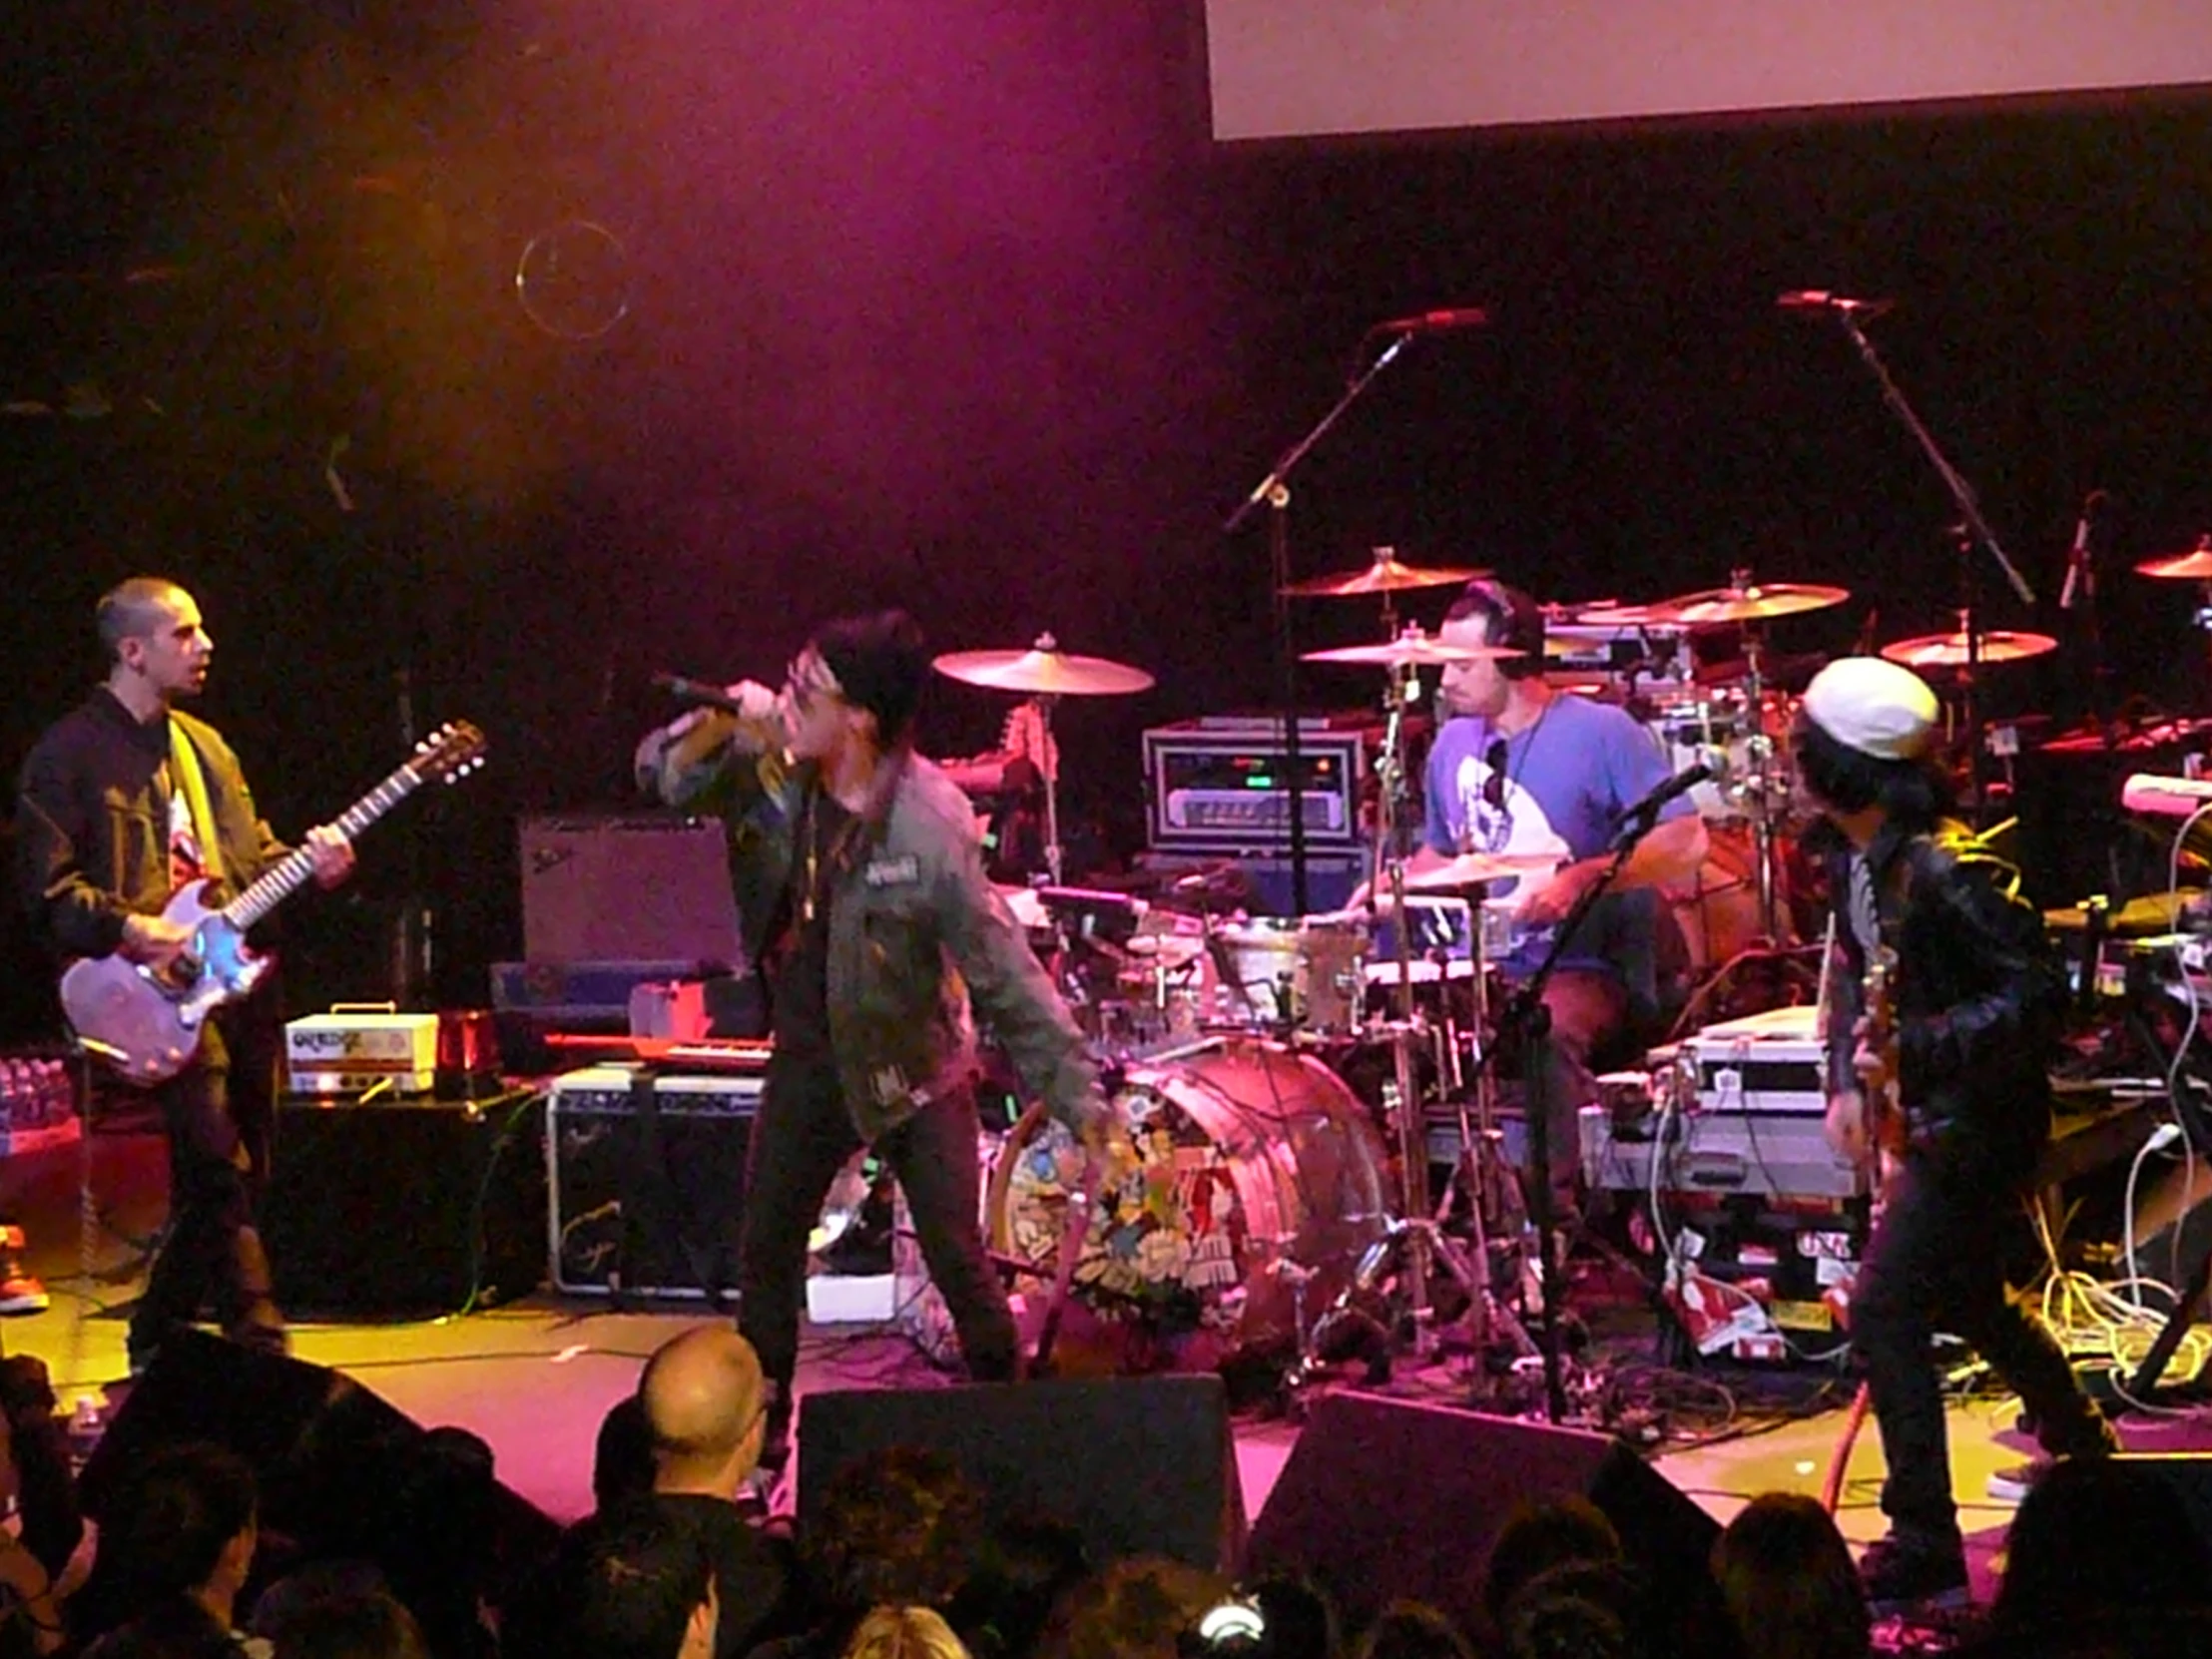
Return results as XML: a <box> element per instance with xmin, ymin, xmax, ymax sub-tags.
<box><xmin>799</xmin><ymin>1377</ymin><xmax>1245</xmax><ymax>1572</ymax></box>
<box><xmin>263</xmin><ymin>1097</ymin><xmax>547</xmax><ymax>1317</ymax></box>
<box><xmin>1246</xmin><ymin>1391</ymin><xmax>1721</xmax><ymax>1643</ymax></box>
<box><xmin>548</xmin><ymin>1066</ymin><xmax>758</xmax><ymax>1299</ymax></box>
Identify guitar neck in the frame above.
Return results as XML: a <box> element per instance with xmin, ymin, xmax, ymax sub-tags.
<box><xmin>221</xmin><ymin>763</ymin><xmax>427</xmax><ymax>930</ymax></box>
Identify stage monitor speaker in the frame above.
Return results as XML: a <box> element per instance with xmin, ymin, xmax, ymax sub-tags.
<box><xmin>799</xmin><ymin>1377</ymin><xmax>1244</xmax><ymax>1572</ymax></box>
<box><xmin>1246</xmin><ymin>1391</ymin><xmax>1722</xmax><ymax>1643</ymax></box>
<box><xmin>263</xmin><ymin>1097</ymin><xmax>547</xmax><ymax>1317</ymax></box>
<box><xmin>80</xmin><ymin>1331</ymin><xmax>558</xmax><ymax>1575</ymax></box>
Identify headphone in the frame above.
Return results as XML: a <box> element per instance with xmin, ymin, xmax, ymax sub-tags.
<box><xmin>1453</xmin><ymin>578</ymin><xmax>1546</xmax><ymax>680</ymax></box>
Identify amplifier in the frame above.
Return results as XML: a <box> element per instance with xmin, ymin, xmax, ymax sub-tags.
<box><xmin>283</xmin><ymin>1008</ymin><xmax>439</xmax><ymax>1096</ymax></box>
<box><xmin>547</xmin><ymin>1064</ymin><xmax>763</xmax><ymax>1299</ymax></box>
<box><xmin>1143</xmin><ymin>718</ymin><xmax>1367</xmax><ymax>852</ymax></box>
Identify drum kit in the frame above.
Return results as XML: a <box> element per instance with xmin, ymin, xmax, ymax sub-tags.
<box><xmin>928</xmin><ymin>536</ymin><xmax>2212</xmax><ymax>1395</ymax></box>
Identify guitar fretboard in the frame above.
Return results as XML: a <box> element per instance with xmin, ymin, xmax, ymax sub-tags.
<box><xmin>223</xmin><ymin>763</ymin><xmax>429</xmax><ymax>929</ymax></box>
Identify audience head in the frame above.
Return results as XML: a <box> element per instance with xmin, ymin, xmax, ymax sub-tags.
<box><xmin>1352</xmin><ymin>1600</ymin><xmax>1473</xmax><ymax>1659</ymax></box>
<box><xmin>948</xmin><ymin>1515</ymin><xmax>1092</xmax><ymax>1659</ymax></box>
<box><xmin>259</xmin><ymin>1589</ymin><xmax>429</xmax><ymax>1659</ymax></box>
<box><xmin>807</xmin><ymin>1446</ymin><xmax>988</xmax><ymax>1615</ymax></box>
<box><xmin>639</xmin><ymin>1326</ymin><xmax>770</xmax><ymax>1497</ymax></box>
<box><xmin>1709</xmin><ymin>1493</ymin><xmax>1869</xmax><ymax>1659</ymax></box>
<box><xmin>552</xmin><ymin>1500</ymin><xmax>719</xmax><ymax>1659</ymax></box>
<box><xmin>1992</xmin><ymin>1456</ymin><xmax>2212</xmax><ymax>1634</ymax></box>
<box><xmin>594</xmin><ymin>1391</ymin><xmax>658</xmax><ymax>1513</ymax></box>
<box><xmin>1035</xmin><ymin>1555</ymin><xmax>1229</xmax><ymax>1659</ymax></box>
<box><xmin>1497</xmin><ymin>1560</ymin><xmax>1645</xmax><ymax>1659</ymax></box>
<box><xmin>109</xmin><ymin>1441</ymin><xmax>260</xmax><ymax>1608</ymax></box>
<box><xmin>844</xmin><ymin>1605</ymin><xmax>974</xmax><ymax>1659</ymax></box>
<box><xmin>1481</xmin><ymin>1496</ymin><xmax>1624</xmax><ymax>1628</ymax></box>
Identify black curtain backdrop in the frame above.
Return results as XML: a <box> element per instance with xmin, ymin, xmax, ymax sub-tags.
<box><xmin>5</xmin><ymin>0</ymin><xmax>2210</xmax><ymax>1036</ymax></box>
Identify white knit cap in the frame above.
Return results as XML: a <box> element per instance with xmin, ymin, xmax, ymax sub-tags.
<box><xmin>1801</xmin><ymin>656</ymin><xmax>1939</xmax><ymax>760</ymax></box>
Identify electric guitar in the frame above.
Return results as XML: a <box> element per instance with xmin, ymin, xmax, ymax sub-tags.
<box><xmin>1825</xmin><ymin>940</ymin><xmax>1904</xmax><ymax>1169</ymax></box>
<box><xmin>61</xmin><ymin>721</ymin><xmax>487</xmax><ymax>1085</ymax></box>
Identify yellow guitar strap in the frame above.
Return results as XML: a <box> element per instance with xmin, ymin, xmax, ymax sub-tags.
<box><xmin>167</xmin><ymin>719</ymin><xmax>227</xmax><ymax>886</ymax></box>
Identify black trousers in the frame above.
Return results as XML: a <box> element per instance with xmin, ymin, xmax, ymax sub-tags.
<box><xmin>1854</xmin><ymin>1135</ymin><xmax>2114</xmax><ymax>1549</ymax></box>
<box><xmin>737</xmin><ymin>1056</ymin><xmax>1018</xmax><ymax>1394</ymax></box>
<box><xmin>127</xmin><ymin>1011</ymin><xmax>279</xmax><ymax>1357</ymax></box>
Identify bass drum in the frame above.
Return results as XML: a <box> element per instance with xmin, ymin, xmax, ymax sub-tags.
<box><xmin>985</xmin><ymin>1038</ymin><xmax>1392</xmax><ymax>1376</ymax></box>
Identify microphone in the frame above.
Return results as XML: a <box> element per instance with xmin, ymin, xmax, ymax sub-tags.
<box><xmin>1777</xmin><ymin>289</ymin><xmax>1896</xmax><ymax>319</ymax></box>
<box><xmin>2059</xmin><ymin>489</ymin><xmax>2107</xmax><ymax>612</ymax></box>
<box><xmin>653</xmin><ymin>672</ymin><xmax>751</xmax><ymax>714</ymax></box>
<box><xmin>2121</xmin><ymin>774</ymin><xmax>2212</xmax><ymax>818</ymax></box>
<box><xmin>1612</xmin><ymin>762</ymin><xmax>1713</xmax><ymax>848</ymax></box>
<box><xmin>1371</xmin><ymin>306</ymin><xmax>1489</xmax><ymax>334</ymax></box>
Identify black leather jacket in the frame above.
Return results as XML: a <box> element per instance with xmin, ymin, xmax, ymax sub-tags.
<box><xmin>1822</xmin><ymin>818</ymin><xmax>2064</xmax><ymax>1166</ymax></box>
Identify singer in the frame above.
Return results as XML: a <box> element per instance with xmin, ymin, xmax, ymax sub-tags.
<box><xmin>1407</xmin><ymin>579</ymin><xmax>1709</xmax><ymax>1223</ymax></box>
<box><xmin>633</xmin><ymin>611</ymin><xmax>1119</xmax><ymax>1468</ymax></box>
<box><xmin>1792</xmin><ymin>657</ymin><xmax>2115</xmax><ymax>1616</ymax></box>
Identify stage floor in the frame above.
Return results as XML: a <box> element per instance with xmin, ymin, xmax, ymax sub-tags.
<box><xmin>9</xmin><ymin>1127</ymin><xmax>2210</xmax><ymax>1613</ymax></box>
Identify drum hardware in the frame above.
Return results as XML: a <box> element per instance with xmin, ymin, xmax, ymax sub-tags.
<box><xmin>933</xmin><ymin>635</ymin><xmax>1155</xmax><ymax>884</ymax></box>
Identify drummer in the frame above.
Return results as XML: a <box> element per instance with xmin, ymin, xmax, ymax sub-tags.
<box><xmin>1411</xmin><ymin>579</ymin><xmax>1710</xmax><ymax>1222</ymax></box>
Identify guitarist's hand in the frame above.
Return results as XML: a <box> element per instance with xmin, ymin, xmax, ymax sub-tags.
<box><xmin>1824</xmin><ymin>1088</ymin><xmax>1871</xmax><ymax>1164</ymax></box>
<box><xmin>304</xmin><ymin>825</ymin><xmax>356</xmax><ymax>889</ymax></box>
<box><xmin>120</xmin><ymin>912</ymin><xmax>195</xmax><ymax>967</ymax></box>
<box><xmin>1851</xmin><ymin>1015</ymin><xmax>1894</xmax><ymax>1099</ymax></box>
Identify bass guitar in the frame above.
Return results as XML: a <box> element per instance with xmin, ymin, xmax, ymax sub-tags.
<box><xmin>61</xmin><ymin>721</ymin><xmax>487</xmax><ymax>1085</ymax></box>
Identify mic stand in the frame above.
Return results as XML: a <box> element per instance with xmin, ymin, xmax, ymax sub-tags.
<box><xmin>1830</xmin><ymin>308</ymin><xmax>2035</xmax><ymax>826</ymax></box>
<box><xmin>1496</xmin><ymin>812</ymin><xmax>1665</xmax><ymax>1424</ymax></box>
<box><xmin>1226</xmin><ymin>334</ymin><xmax>1415</xmax><ymax>915</ymax></box>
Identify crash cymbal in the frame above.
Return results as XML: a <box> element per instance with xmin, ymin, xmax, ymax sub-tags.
<box><xmin>1303</xmin><ymin>627</ymin><xmax>1523</xmax><ymax>669</ymax></box>
<box><xmin>2136</xmin><ymin>536</ymin><xmax>2212</xmax><ymax>580</ymax></box>
<box><xmin>932</xmin><ymin>634</ymin><xmax>1155</xmax><ymax>697</ymax></box>
<box><xmin>1879</xmin><ymin>629</ymin><xmax>2057</xmax><ymax>670</ymax></box>
<box><xmin>1642</xmin><ymin>582</ymin><xmax>1851</xmax><ymax>626</ymax></box>
<box><xmin>1567</xmin><ymin>603</ymin><xmax>1689</xmax><ymax>629</ymax></box>
<box><xmin>1282</xmin><ymin>548</ymin><xmax>1488</xmax><ymax>598</ymax></box>
<box><xmin>1401</xmin><ymin>851</ymin><xmax>1560</xmax><ymax>892</ymax></box>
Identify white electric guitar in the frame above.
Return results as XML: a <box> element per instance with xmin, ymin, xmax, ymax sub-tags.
<box><xmin>61</xmin><ymin>721</ymin><xmax>487</xmax><ymax>1085</ymax></box>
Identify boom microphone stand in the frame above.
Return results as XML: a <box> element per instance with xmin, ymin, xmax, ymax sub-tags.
<box><xmin>1802</xmin><ymin>293</ymin><xmax>2037</xmax><ymax>824</ymax></box>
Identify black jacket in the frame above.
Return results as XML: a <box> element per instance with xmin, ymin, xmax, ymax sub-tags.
<box><xmin>14</xmin><ymin>689</ymin><xmax>285</xmax><ymax>961</ymax></box>
<box><xmin>1822</xmin><ymin>818</ymin><xmax>2065</xmax><ymax>1167</ymax></box>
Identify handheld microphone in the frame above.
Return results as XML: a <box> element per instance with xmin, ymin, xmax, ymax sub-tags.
<box><xmin>2121</xmin><ymin>774</ymin><xmax>2212</xmax><ymax>818</ymax></box>
<box><xmin>1611</xmin><ymin>762</ymin><xmax>1712</xmax><ymax>848</ymax></box>
<box><xmin>1371</xmin><ymin>306</ymin><xmax>1489</xmax><ymax>334</ymax></box>
<box><xmin>652</xmin><ymin>672</ymin><xmax>750</xmax><ymax>714</ymax></box>
<box><xmin>1777</xmin><ymin>289</ymin><xmax>1896</xmax><ymax>319</ymax></box>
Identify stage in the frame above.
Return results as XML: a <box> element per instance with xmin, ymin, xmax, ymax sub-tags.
<box><xmin>11</xmin><ymin>1120</ymin><xmax>2212</xmax><ymax>1617</ymax></box>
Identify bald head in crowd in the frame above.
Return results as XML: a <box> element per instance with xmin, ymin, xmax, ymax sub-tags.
<box><xmin>639</xmin><ymin>1327</ymin><xmax>771</xmax><ymax>1497</ymax></box>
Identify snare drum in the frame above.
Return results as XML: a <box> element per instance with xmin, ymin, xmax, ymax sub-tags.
<box><xmin>985</xmin><ymin>1038</ymin><xmax>1392</xmax><ymax>1373</ymax></box>
<box><xmin>1213</xmin><ymin>917</ymin><xmax>1370</xmax><ymax>1034</ymax></box>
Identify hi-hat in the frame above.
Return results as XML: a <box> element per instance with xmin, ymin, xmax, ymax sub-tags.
<box><xmin>1283</xmin><ymin>547</ymin><xmax>1488</xmax><ymax>598</ymax></box>
<box><xmin>2136</xmin><ymin>535</ymin><xmax>2212</xmax><ymax>580</ymax></box>
<box><xmin>1880</xmin><ymin>629</ymin><xmax>2057</xmax><ymax>670</ymax></box>
<box><xmin>1303</xmin><ymin>627</ymin><xmax>1522</xmax><ymax>669</ymax></box>
<box><xmin>932</xmin><ymin>634</ymin><xmax>1155</xmax><ymax>697</ymax></box>
<box><xmin>1641</xmin><ymin>581</ymin><xmax>1851</xmax><ymax>626</ymax></box>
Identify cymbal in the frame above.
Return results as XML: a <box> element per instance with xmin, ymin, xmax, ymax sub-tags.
<box><xmin>1400</xmin><ymin>851</ymin><xmax>1559</xmax><ymax>892</ymax></box>
<box><xmin>1282</xmin><ymin>549</ymin><xmax>1488</xmax><ymax>598</ymax></box>
<box><xmin>1567</xmin><ymin>603</ymin><xmax>1689</xmax><ymax>629</ymax></box>
<box><xmin>932</xmin><ymin>635</ymin><xmax>1155</xmax><ymax>697</ymax></box>
<box><xmin>2045</xmin><ymin>890</ymin><xmax>2204</xmax><ymax>935</ymax></box>
<box><xmin>1879</xmin><ymin>629</ymin><xmax>2057</xmax><ymax>670</ymax></box>
<box><xmin>2038</xmin><ymin>716</ymin><xmax>2212</xmax><ymax>756</ymax></box>
<box><xmin>1303</xmin><ymin>629</ymin><xmax>1522</xmax><ymax>669</ymax></box>
<box><xmin>1642</xmin><ymin>582</ymin><xmax>1851</xmax><ymax>626</ymax></box>
<box><xmin>2136</xmin><ymin>537</ymin><xmax>2212</xmax><ymax>580</ymax></box>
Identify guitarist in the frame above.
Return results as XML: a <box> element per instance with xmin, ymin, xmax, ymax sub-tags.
<box><xmin>1796</xmin><ymin>656</ymin><xmax>2114</xmax><ymax>1616</ymax></box>
<box><xmin>13</xmin><ymin>578</ymin><xmax>355</xmax><ymax>1374</ymax></box>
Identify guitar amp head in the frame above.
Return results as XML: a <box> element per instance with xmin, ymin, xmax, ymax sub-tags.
<box><xmin>283</xmin><ymin>1006</ymin><xmax>439</xmax><ymax>1096</ymax></box>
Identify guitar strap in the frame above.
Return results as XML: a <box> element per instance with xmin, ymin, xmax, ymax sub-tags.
<box><xmin>166</xmin><ymin>720</ymin><xmax>227</xmax><ymax>886</ymax></box>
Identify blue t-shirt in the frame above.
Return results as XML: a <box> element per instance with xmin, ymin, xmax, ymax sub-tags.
<box><xmin>1422</xmin><ymin>694</ymin><xmax>1692</xmax><ymax>979</ymax></box>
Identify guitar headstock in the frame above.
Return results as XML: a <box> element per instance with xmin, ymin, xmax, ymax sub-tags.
<box><xmin>411</xmin><ymin>721</ymin><xmax>489</xmax><ymax>786</ymax></box>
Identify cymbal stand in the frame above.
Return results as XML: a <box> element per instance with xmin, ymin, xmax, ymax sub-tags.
<box><xmin>1737</xmin><ymin>624</ymin><xmax>1786</xmax><ymax>943</ymax></box>
<box><xmin>1029</xmin><ymin>694</ymin><xmax>1065</xmax><ymax>885</ymax></box>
